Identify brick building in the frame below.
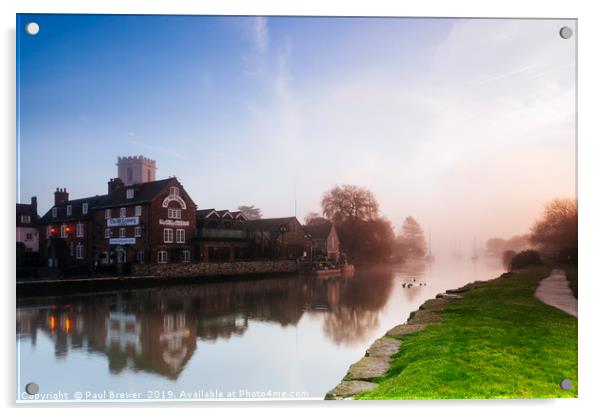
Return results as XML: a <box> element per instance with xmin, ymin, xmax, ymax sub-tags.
<box><xmin>94</xmin><ymin>177</ymin><xmax>196</xmax><ymax>266</ymax></box>
<box><xmin>195</xmin><ymin>209</ymin><xmax>249</xmax><ymax>262</ymax></box>
<box><xmin>39</xmin><ymin>189</ymin><xmax>105</xmax><ymax>268</ymax></box>
<box><xmin>302</xmin><ymin>222</ymin><xmax>340</xmax><ymax>261</ymax></box>
<box><xmin>244</xmin><ymin>217</ymin><xmax>312</xmax><ymax>260</ymax></box>
<box><xmin>16</xmin><ymin>196</ymin><xmax>39</xmax><ymax>253</ymax></box>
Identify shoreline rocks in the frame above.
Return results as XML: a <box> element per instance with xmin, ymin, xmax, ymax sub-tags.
<box><xmin>325</xmin><ymin>278</ymin><xmax>490</xmax><ymax>400</ymax></box>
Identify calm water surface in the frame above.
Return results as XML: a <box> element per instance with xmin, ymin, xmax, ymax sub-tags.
<box><xmin>17</xmin><ymin>257</ymin><xmax>504</xmax><ymax>401</ymax></box>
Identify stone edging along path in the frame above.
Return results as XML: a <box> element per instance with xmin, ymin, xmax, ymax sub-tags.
<box><xmin>324</xmin><ymin>278</ymin><xmax>494</xmax><ymax>400</ymax></box>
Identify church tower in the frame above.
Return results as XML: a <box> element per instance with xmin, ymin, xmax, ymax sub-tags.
<box><xmin>117</xmin><ymin>155</ymin><xmax>157</xmax><ymax>186</ymax></box>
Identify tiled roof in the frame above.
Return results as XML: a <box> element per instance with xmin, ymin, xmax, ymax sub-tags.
<box><xmin>40</xmin><ymin>195</ymin><xmax>107</xmax><ymax>223</ymax></box>
<box><xmin>196</xmin><ymin>208</ymin><xmax>218</xmax><ymax>219</ymax></box>
<box><xmin>303</xmin><ymin>222</ymin><xmax>334</xmax><ymax>240</ymax></box>
<box><xmin>16</xmin><ymin>203</ymin><xmax>38</xmax><ymax>226</ymax></box>
<box><xmin>244</xmin><ymin>217</ymin><xmax>299</xmax><ymax>237</ymax></box>
<box><xmin>40</xmin><ymin>177</ymin><xmax>180</xmax><ymax>223</ymax></box>
<box><xmin>96</xmin><ymin>178</ymin><xmax>175</xmax><ymax>208</ymax></box>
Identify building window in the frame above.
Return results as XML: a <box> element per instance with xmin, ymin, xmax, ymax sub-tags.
<box><xmin>127</xmin><ymin>189</ymin><xmax>134</xmax><ymax>199</ymax></box>
<box><xmin>76</xmin><ymin>223</ymin><xmax>84</xmax><ymax>238</ymax></box>
<box><xmin>21</xmin><ymin>215</ymin><xmax>31</xmax><ymax>224</ymax></box>
<box><xmin>105</xmin><ymin>228</ymin><xmax>111</xmax><ymax>239</ymax></box>
<box><xmin>119</xmin><ymin>228</ymin><xmax>126</xmax><ymax>238</ymax></box>
<box><xmin>135</xmin><ymin>205</ymin><xmax>142</xmax><ymax>216</ymax></box>
<box><xmin>76</xmin><ymin>244</ymin><xmax>84</xmax><ymax>259</ymax></box>
<box><xmin>25</xmin><ymin>233</ymin><xmax>33</xmax><ymax>241</ymax></box>
<box><xmin>105</xmin><ymin>209</ymin><xmax>111</xmax><ymax>219</ymax></box>
<box><xmin>176</xmin><ymin>229</ymin><xmax>185</xmax><ymax>243</ymax></box>
<box><xmin>52</xmin><ymin>207</ymin><xmax>57</xmax><ymax>218</ymax></box>
<box><xmin>46</xmin><ymin>226</ymin><xmax>52</xmax><ymax>238</ymax></box>
<box><xmin>170</xmin><ymin>186</ymin><xmax>179</xmax><ymax>196</ymax></box>
<box><xmin>136</xmin><ymin>250</ymin><xmax>145</xmax><ymax>264</ymax></box>
<box><xmin>127</xmin><ymin>167</ymin><xmax>133</xmax><ymax>182</ymax></box>
<box><xmin>82</xmin><ymin>202</ymin><xmax>88</xmax><ymax>215</ymax></box>
<box><xmin>182</xmin><ymin>250</ymin><xmax>190</xmax><ymax>263</ymax></box>
<box><xmin>66</xmin><ymin>205</ymin><xmax>72</xmax><ymax>216</ymax></box>
<box><xmin>120</xmin><ymin>207</ymin><xmax>126</xmax><ymax>218</ymax></box>
<box><xmin>164</xmin><ymin>228</ymin><xmax>173</xmax><ymax>243</ymax></box>
<box><xmin>135</xmin><ymin>226</ymin><xmax>142</xmax><ymax>237</ymax></box>
<box><xmin>158</xmin><ymin>251</ymin><xmax>168</xmax><ymax>263</ymax></box>
<box><xmin>147</xmin><ymin>170</ymin><xmax>151</xmax><ymax>182</ymax></box>
<box><xmin>61</xmin><ymin>224</ymin><xmax>68</xmax><ymax>238</ymax></box>
<box><xmin>168</xmin><ymin>208</ymin><xmax>181</xmax><ymax>219</ymax></box>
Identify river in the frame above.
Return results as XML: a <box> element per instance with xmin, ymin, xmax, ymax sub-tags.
<box><xmin>16</xmin><ymin>256</ymin><xmax>505</xmax><ymax>401</ymax></box>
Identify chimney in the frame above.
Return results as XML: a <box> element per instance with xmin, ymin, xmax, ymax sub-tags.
<box><xmin>54</xmin><ymin>188</ymin><xmax>69</xmax><ymax>205</ymax></box>
<box><xmin>30</xmin><ymin>196</ymin><xmax>38</xmax><ymax>217</ymax></box>
<box><xmin>108</xmin><ymin>178</ymin><xmax>125</xmax><ymax>194</ymax></box>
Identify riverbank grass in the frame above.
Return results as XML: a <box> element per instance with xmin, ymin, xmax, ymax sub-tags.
<box><xmin>357</xmin><ymin>266</ymin><xmax>578</xmax><ymax>399</ymax></box>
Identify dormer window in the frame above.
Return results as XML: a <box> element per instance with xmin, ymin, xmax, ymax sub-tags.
<box><xmin>82</xmin><ymin>203</ymin><xmax>88</xmax><ymax>215</ymax></box>
<box><xmin>20</xmin><ymin>215</ymin><xmax>31</xmax><ymax>224</ymax></box>
<box><xmin>52</xmin><ymin>207</ymin><xmax>57</xmax><ymax>218</ymax></box>
<box><xmin>170</xmin><ymin>187</ymin><xmax>179</xmax><ymax>197</ymax></box>
<box><xmin>126</xmin><ymin>189</ymin><xmax>134</xmax><ymax>199</ymax></box>
<box><xmin>66</xmin><ymin>205</ymin><xmax>72</xmax><ymax>216</ymax></box>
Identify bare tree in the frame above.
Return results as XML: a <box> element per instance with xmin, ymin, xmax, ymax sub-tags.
<box><xmin>237</xmin><ymin>205</ymin><xmax>263</xmax><ymax>220</ymax></box>
<box><xmin>398</xmin><ymin>216</ymin><xmax>427</xmax><ymax>259</ymax></box>
<box><xmin>321</xmin><ymin>185</ymin><xmax>379</xmax><ymax>224</ymax></box>
<box><xmin>304</xmin><ymin>212</ymin><xmax>329</xmax><ymax>225</ymax></box>
<box><xmin>530</xmin><ymin>198</ymin><xmax>577</xmax><ymax>255</ymax></box>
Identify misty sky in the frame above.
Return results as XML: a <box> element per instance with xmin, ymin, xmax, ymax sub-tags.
<box><xmin>17</xmin><ymin>15</ymin><xmax>576</xmax><ymax>254</ymax></box>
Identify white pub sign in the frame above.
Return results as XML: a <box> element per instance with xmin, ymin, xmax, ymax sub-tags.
<box><xmin>107</xmin><ymin>217</ymin><xmax>140</xmax><ymax>227</ymax></box>
<box><xmin>109</xmin><ymin>237</ymin><xmax>137</xmax><ymax>245</ymax></box>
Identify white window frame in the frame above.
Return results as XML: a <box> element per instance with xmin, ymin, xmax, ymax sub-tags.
<box><xmin>52</xmin><ymin>207</ymin><xmax>58</xmax><ymax>218</ymax></box>
<box><xmin>82</xmin><ymin>202</ymin><xmax>88</xmax><ymax>215</ymax></box>
<box><xmin>158</xmin><ymin>251</ymin><xmax>168</xmax><ymax>263</ymax></box>
<box><xmin>76</xmin><ymin>223</ymin><xmax>84</xmax><ymax>238</ymax></box>
<box><xmin>76</xmin><ymin>244</ymin><xmax>84</xmax><ymax>260</ymax></box>
<box><xmin>176</xmin><ymin>229</ymin><xmax>185</xmax><ymax>243</ymax></box>
<box><xmin>126</xmin><ymin>189</ymin><xmax>134</xmax><ymax>199</ymax></box>
<box><xmin>46</xmin><ymin>226</ymin><xmax>52</xmax><ymax>238</ymax></box>
<box><xmin>105</xmin><ymin>209</ymin><xmax>111</xmax><ymax>219</ymax></box>
<box><xmin>21</xmin><ymin>215</ymin><xmax>31</xmax><ymax>224</ymax></box>
<box><xmin>66</xmin><ymin>205</ymin><xmax>72</xmax><ymax>216</ymax></box>
<box><xmin>135</xmin><ymin>205</ymin><xmax>142</xmax><ymax>216</ymax></box>
<box><xmin>135</xmin><ymin>226</ymin><xmax>142</xmax><ymax>237</ymax></box>
<box><xmin>170</xmin><ymin>186</ymin><xmax>179</xmax><ymax>196</ymax></box>
<box><xmin>163</xmin><ymin>228</ymin><xmax>173</xmax><ymax>243</ymax></box>
<box><xmin>119</xmin><ymin>228</ymin><xmax>126</xmax><ymax>238</ymax></box>
<box><xmin>25</xmin><ymin>233</ymin><xmax>33</xmax><ymax>241</ymax></box>
<box><xmin>182</xmin><ymin>250</ymin><xmax>190</xmax><ymax>263</ymax></box>
<box><xmin>136</xmin><ymin>250</ymin><xmax>145</xmax><ymax>264</ymax></box>
<box><xmin>60</xmin><ymin>224</ymin><xmax>68</xmax><ymax>238</ymax></box>
<box><xmin>120</xmin><ymin>207</ymin><xmax>126</xmax><ymax>218</ymax></box>
<box><xmin>168</xmin><ymin>208</ymin><xmax>181</xmax><ymax>219</ymax></box>
<box><xmin>105</xmin><ymin>228</ymin><xmax>111</xmax><ymax>239</ymax></box>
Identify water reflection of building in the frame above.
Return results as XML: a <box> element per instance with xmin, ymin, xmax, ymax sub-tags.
<box><xmin>17</xmin><ymin>268</ymin><xmax>396</xmax><ymax>380</ymax></box>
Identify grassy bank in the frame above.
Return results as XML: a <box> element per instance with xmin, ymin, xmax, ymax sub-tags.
<box><xmin>563</xmin><ymin>265</ymin><xmax>578</xmax><ymax>298</ymax></box>
<box><xmin>357</xmin><ymin>267</ymin><xmax>578</xmax><ymax>399</ymax></box>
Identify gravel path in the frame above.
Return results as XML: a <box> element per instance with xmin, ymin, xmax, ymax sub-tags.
<box><xmin>534</xmin><ymin>269</ymin><xmax>578</xmax><ymax>318</ymax></box>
